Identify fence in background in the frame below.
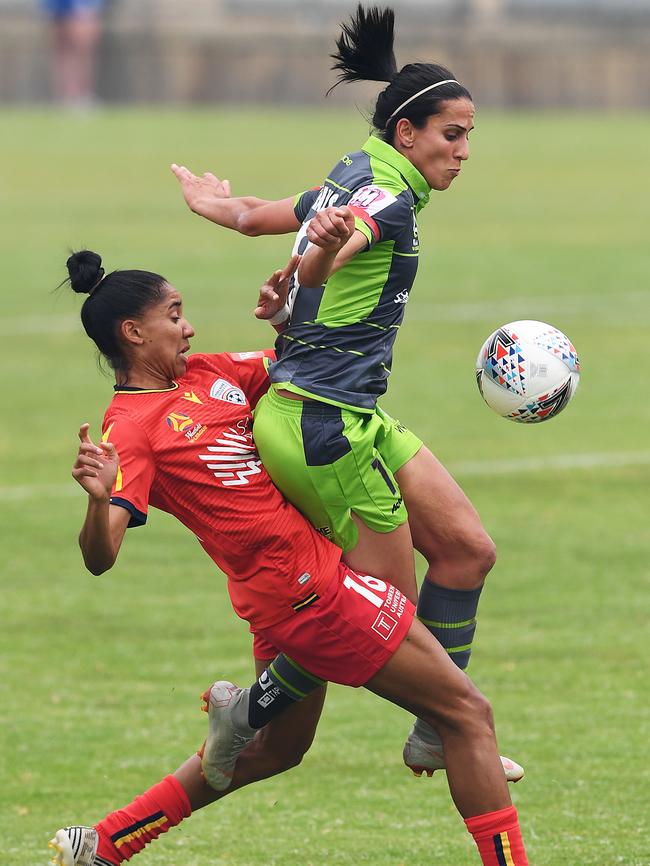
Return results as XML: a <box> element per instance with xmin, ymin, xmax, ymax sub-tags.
<box><xmin>1</xmin><ymin>0</ymin><xmax>649</xmax><ymax>107</ymax></box>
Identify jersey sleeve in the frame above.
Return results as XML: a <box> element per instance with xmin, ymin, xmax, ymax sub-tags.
<box><xmin>225</xmin><ymin>349</ymin><xmax>275</xmax><ymax>409</ymax></box>
<box><xmin>101</xmin><ymin>416</ymin><xmax>155</xmax><ymax>528</ymax></box>
<box><xmin>293</xmin><ymin>187</ymin><xmax>322</xmax><ymax>223</ymax></box>
<box><xmin>346</xmin><ymin>184</ymin><xmax>414</xmax><ymax>246</ymax></box>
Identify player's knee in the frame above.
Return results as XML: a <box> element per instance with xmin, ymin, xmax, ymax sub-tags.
<box><xmin>472</xmin><ymin>530</ymin><xmax>497</xmax><ymax>581</ymax></box>
<box><xmin>452</xmin><ymin>686</ymin><xmax>495</xmax><ymax>740</ymax></box>
<box><xmin>426</xmin><ymin>680</ymin><xmax>494</xmax><ymax>741</ymax></box>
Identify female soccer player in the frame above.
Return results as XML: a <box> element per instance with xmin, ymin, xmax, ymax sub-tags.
<box><xmin>171</xmin><ymin>4</ymin><xmax>507</xmax><ymax>776</ymax></box>
<box><xmin>48</xmin><ymin>250</ymin><xmax>529</xmax><ymax>866</ymax></box>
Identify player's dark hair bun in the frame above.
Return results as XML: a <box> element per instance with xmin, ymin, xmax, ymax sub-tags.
<box><xmin>67</xmin><ymin>249</ymin><xmax>105</xmax><ymax>295</ymax></box>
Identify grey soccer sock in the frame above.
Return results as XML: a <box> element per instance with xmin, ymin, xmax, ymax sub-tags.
<box><xmin>412</xmin><ymin>581</ymin><xmax>483</xmax><ymax>746</ymax></box>
<box><xmin>417</xmin><ymin>580</ymin><xmax>483</xmax><ymax>670</ymax></box>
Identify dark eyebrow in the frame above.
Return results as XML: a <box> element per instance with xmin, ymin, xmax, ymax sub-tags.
<box><xmin>445</xmin><ymin>123</ymin><xmax>474</xmax><ymax>133</ymax></box>
<box><xmin>168</xmin><ymin>299</ymin><xmax>182</xmax><ymax>310</ymax></box>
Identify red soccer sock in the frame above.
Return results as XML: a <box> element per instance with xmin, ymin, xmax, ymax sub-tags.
<box><xmin>465</xmin><ymin>805</ymin><xmax>529</xmax><ymax>866</ymax></box>
<box><xmin>94</xmin><ymin>775</ymin><xmax>192</xmax><ymax>864</ymax></box>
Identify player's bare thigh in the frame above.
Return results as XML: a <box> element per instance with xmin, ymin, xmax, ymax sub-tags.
<box><xmin>343</xmin><ymin>514</ymin><xmax>418</xmax><ymax>603</ymax></box>
<box><xmin>395</xmin><ymin>445</ymin><xmax>497</xmax><ymax>589</ymax></box>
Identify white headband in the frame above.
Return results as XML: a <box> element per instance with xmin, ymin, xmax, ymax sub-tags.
<box><xmin>386</xmin><ymin>79</ymin><xmax>459</xmax><ymax>125</ymax></box>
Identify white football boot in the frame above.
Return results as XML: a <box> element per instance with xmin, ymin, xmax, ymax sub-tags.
<box><xmin>403</xmin><ymin>722</ymin><xmax>525</xmax><ymax>783</ymax></box>
<box><xmin>200</xmin><ymin>680</ymin><xmax>256</xmax><ymax>791</ymax></box>
<box><xmin>48</xmin><ymin>827</ymin><xmax>115</xmax><ymax>866</ymax></box>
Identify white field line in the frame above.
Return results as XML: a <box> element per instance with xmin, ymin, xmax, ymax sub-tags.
<box><xmin>2</xmin><ymin>450</ymin><xmax>649</xmax><ymax>503</ymax></box>
<box><xmin>448</xmin><ymin>450</ymin><xmax>650</xmax><ymax>477</ymax></box>
<box><xmin>9</xmin><ymin>290</ymin><xmax>650</xmax><ymax>335</ymax></box>
<box><xmin>410</xmin><ymin>290</ymin><xmax>650</xmax><ymax>324</ymax></box>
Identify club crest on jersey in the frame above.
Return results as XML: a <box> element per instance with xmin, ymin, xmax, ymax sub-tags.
<box><xmin>210</xmin><ymin>378</ymin><xmax>246</xmax><ymax>405</ymax></box>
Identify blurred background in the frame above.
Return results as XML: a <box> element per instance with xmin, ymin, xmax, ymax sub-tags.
<box><xmin>1</xmin><ymin>0</ymin><xmax>650</xmax><ymax>109</ymax></box>
<box><xmin>2</xmin><ymin>3</ymin><xmax>650</xmax><ymax>865</ymax></box>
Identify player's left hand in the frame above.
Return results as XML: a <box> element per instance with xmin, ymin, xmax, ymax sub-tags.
<box><xmin>254</xmin><ymin>254</ymin><xmax>300</xmax><ymax>320</ymax></box>
<box><xmin>305</xmin><ymin>206</ymin><xmax>355</xmax><ymax>251</ymax></box>
<box><xmin>171</xmin><ymin>163</ymin><xmax>231</xmax><ymax>213</ymax></box>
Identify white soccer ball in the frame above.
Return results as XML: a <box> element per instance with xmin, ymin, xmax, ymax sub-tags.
<box><xmin>475</xmin><ymin>320</ymin><xmax>580</xmax><ymax>423</ymax></box>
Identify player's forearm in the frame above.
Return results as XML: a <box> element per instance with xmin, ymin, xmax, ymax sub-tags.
<box><xmin>298</xmin><ymin>245</ymin><xmax>339</xmax><ymax>288</ymax></box>
<box><xmin>186</xmin><ymin>195</ymin><xmax>271</xmax><ymax>233</ymax></box>
<box><xmin>79</xmin><ymin>496</ymin><xmax>119</xmax><ymax>575</ymax></box>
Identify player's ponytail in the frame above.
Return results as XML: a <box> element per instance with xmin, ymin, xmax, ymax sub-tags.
<box><xmin>328</xmin><ymin>5</ymin><xmax>397</xmax><ymax>93</ymax></box>
<box><xmin>329</xmin><ymin>4</ymin><xmax>472</xmax><ymax>144</ymax></box>
<box><xmin>64</xmin><ymin>249</ymin><xmax>167</xmax><ymax>373</ymax></box>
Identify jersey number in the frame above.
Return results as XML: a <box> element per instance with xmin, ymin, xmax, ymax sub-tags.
<box><xmin>343</xmin><ymin>573</ymin><xmax>387</xmax><ymax>609</ymax></box>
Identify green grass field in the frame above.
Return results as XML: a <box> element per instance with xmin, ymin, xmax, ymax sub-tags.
<box><xmin>1</xmin><ymin>108</ymin><xmax>649</xmax><ymax>866</ymax></box>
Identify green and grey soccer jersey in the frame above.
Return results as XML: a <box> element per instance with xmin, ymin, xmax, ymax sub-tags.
<box><xmin>269</xmin><ymin>135</ymin><xmax>431</xmax><ymax>412</ymax></box>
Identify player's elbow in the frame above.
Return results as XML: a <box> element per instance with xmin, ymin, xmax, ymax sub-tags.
<box><xmin>236</xmin><ymin>211</ymin><xmax>264</xmax><ymax>236</ymax></box>
<box><xmin>83</xmin><ymin>556</ymin><xmax>114</xmax><ymax>576</ymax></box>
<box><xmin>79</xmin><ymin>542</ymin><xmax>116</xmax><ymax>576</ymax></box>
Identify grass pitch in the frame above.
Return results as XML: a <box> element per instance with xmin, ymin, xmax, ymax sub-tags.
<box><xmin>1</xmin><ymin>108</ymin><xmax>649</xmax><ymax>866</ymax></box>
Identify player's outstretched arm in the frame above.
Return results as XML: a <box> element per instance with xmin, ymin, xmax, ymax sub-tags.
<box><xmin>72</xmin><ymin>423</ymin><xmax>130</xmax><ymax>575</ymax></box>
<box><xmin>254</xmin><ymin>254</ymin><xmax>301</xmax><ymax>332</ymax></box>
<box><xmin>171</xmin><ymin>164</ymin><xmax>300</xmax><ymax>236</ymax></box>
<box><xmin>299</xmin><ymin>206</ymin><xmax>366</xmax><ymax>287</ymax></box>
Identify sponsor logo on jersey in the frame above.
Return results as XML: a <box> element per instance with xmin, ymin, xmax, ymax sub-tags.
<box><xmin>166</xmin><ymin>412</ymin><xmax>207</xmax><ymax>441</ymax></box>
<box><xmin>371</xmin><ymin>611</ymin><xmax>398</xmax><ymax>641</ymax></box>
<box><xmin>198</xmin><ymin>425</ymin><xmax>262</xmax><ymax>486</ymax></box>
<box><xmin>209</xmin><ymin>378</ymin><xmax>246</xmax><ymax>405</ymax></box>
<box><xmin>182</xmin><ymin>391</ymin><xmax>203</xmax><ymax>404</ymax></box>
<box><xmin>412</xmin><ymin>213</ymin><xmax>419</xmax><ymax>252</ymax></box>
<box><xmin>349</xmin><ymin>184</ymin><xmax>398</xmax><ymax>216</ymax></box>
<box><xmin>312</xmin><ymin>186</ymin><xmax>340</xmax><ymax>213</ymax></box>
<box><xmin>394</xmin><ymin>290</ymin><xmax>409</xmax><ymax>305</ymax></box>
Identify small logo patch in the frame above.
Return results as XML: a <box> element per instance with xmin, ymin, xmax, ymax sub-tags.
<box><xmin>210</xmin><ymin>378</ymin><xmax>246</xmax><ymax>404</ymax></box>
<box><xmin>371</xmin><ymin>612</ymin><xmax>398</xmax><ymax>641</ymax></box>
<box><xmin>166</xmin><ymin>412</ymin><xmax>194</xmax><ymax>433</ymax></box>
<box><xmin>166</xmin><ymin>412</ymin><xmax>206</xmax><ymax>441</ymax></box>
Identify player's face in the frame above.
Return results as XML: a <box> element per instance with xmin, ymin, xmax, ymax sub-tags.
<box><xmin>404</xmin><ymin>98</ymin><xmax>475</xmax><ymax>191</ymax></box>
<box><xmin>137</xmin><ymin>283</ymin><xmax>195</xmax><ymax>382</ymax></box>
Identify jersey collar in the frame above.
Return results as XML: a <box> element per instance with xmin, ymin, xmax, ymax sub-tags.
<box><xmin>114</xmin><ymin>382</ymin><xmax>179</xmax><ymax>394</ymax></box>
<box><xmin>362</xmin><ymin>136</ymin><xmax>431</xmax><ymax>207</ymax></box>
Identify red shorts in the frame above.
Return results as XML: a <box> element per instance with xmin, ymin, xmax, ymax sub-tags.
<box><xmin>252</xmin><ymin>563</ymin><xmax>415</xmax><ymax>687</ymax></box>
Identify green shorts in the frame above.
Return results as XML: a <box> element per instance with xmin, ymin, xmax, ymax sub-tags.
<box><xmin>253</xmin><ymin>387</ymin><xmax>423</xmax><ymax>552</ymax></box>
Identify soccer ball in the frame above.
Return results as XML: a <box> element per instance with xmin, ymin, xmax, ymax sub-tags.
<box><xmin>475</xmin><ymin>320</ymin><xmax>580</xmax><ymax>423</ymax></box>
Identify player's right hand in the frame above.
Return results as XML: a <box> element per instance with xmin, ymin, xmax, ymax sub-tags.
<box><xmin>170</xmin><ymin>164</ymin><xmax>231</xmax><ymax>213</ymax></box>
<box><xmin>305</xmin><ymin>206</ymin><xmax>355</xmax><ymax>251</ymax></box>
<box><xmin>72</xmin><ymin>424</ymin><xmax>119</xmax><ymax>501</ymax></box>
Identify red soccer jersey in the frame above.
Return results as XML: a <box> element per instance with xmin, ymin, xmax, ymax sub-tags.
<box><xmin>101</xmin><ymin>351</ymin><xmax>341</xmax><ymax>630</ymax></box>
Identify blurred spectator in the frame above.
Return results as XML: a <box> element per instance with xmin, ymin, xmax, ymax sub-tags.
<box><xmin>42</xmin><ymin>0</ymin><xmax>105</xmax><ymax>108</ymax></box>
